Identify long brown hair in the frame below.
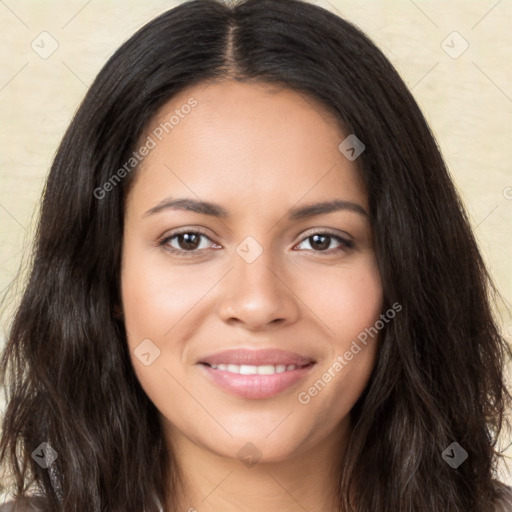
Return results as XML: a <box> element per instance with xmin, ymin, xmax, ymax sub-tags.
<box><xmin>1</xmin><ymin>1</ymin><xmax>511</xmax><ymax>510</ymax></box>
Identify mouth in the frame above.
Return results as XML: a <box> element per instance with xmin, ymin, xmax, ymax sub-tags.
<box><xmin>198</xmin><ymin>349</ymin><xmax>316</xmax><ymax>399</ymax></box>
<box><xmin>202</xmin><ymin>362</ymin><xmax>310</xmax><ymax>375</ymax></box>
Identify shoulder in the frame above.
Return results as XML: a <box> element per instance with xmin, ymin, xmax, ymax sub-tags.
<box><xmin>0</xmin><ymin>496</ymin><xmax>49</xmax><ymax>512</ymax></box>
<box><xmin>493</xmin><ymin>480</ymin><xmax>512</xmax><ymax>512</ymax></box>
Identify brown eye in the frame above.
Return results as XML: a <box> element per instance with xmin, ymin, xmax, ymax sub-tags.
<box><xmin>296</xmin><ymin>232</ymin><xmax>354</xmax><ymax>253</ymax></box>
<box><xmin>159</xmin><ymin>230</ymin><xmax>215</xmax><ymax>254</ymax></box>
<box><xmin>175</xmin><ymin>233</ymin><xmax>202</xmax><ymax>251</ymax></box>
<box><xmin>309</xmin><ymin>234</ymin><xmax>331</xmax><ymax>251</ymax></box>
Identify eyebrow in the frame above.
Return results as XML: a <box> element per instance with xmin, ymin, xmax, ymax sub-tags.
<box><xmin>144</xmin><ymin>197</ymin><xmax>368</xmax><ymax>220</ymax></box>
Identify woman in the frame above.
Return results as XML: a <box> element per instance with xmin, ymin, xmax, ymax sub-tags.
<box><xmin>1</xmin><ymin>0</ymin><xmax>511</xmax><ymax>510</ymax></box>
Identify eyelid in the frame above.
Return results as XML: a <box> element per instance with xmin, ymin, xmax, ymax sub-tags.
<box><xmin>157</xmin><ymin>227</ymin><xmax>216</xmax><ymax>252</ymax></box>
<box><xmin>299</xmin><ymin>227</ymin><xmax>353</xmax><ymax>241</ymax></box>
<box><xmin>293</xmin><ymin>229</ymin><xmax>354</xmax><ymax>252</ymax></box>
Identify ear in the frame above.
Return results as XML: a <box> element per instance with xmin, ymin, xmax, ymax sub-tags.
<box><xmin>113</xmin><ymin>304</ymin><xmax>124</xmax><ymax>319</ymax></box>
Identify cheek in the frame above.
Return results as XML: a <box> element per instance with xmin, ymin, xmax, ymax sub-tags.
<box><xmin>120</xmin><ymin>244</ymin><xmax>218</xmax><ymax>344</ymax></box>
<box><xmin>294</xmin><ymin>255</ymin><xmax>383</xmax><ymax>412</ymax></box>
<box><xmin>299</xmin><ymin>255</ymin><xmax>383</xmax><ymax>344</ymax></box>
<box><xmin>120</xmin><ymin>243</ymin><xmax>215</xmax><ymax>416</ymax></box>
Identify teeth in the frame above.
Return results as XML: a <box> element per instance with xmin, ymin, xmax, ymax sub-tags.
<box><xmin>240</xmin><ymin>365</ymin><xmax>257</xmax><ymax>375</ymax></box>
<box><xmin>209</xmin><ymin>363</ymin><xmax>300</xmax><ymax>374</ymax></box>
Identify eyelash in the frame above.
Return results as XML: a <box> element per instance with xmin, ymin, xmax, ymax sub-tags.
<box><xmin>158</xmin><ymin>228</ymin><xmax>355</xmax><ymax>256</ymax></box>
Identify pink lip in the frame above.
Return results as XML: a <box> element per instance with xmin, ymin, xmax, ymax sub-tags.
<box><xmin>198</xmin><ymin>349</ymin><xmax>315</xmax><ymax>399</ymax></box>
<box><xmin>199</xmin><ymin>348</ymin><xmax>314</xmax><ymax>367</ymax></box>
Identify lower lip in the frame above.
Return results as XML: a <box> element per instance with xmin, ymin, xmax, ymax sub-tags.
<box><xmin>199</xmin><ymin>363</ymin><xmax>314</xmax><ymax>399</ymax></box>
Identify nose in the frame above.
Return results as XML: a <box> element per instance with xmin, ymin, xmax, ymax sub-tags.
<box><xmin>216</xmin><ymin>244</ymin><xmax>301</xmax><ymax>331</ymax></box>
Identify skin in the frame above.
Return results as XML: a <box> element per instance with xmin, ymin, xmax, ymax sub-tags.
<box><xmin>121</xmin><ymin>80</ymin><xmax>383</xmax><ymax>512</ymax></box>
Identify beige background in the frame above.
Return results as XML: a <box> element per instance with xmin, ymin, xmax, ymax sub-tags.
<box><xmin>0</xmin><ymin>0</ymin><xmax>511</xmax><ymax>488</ymax></box>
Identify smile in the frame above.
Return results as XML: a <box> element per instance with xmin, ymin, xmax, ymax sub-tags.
<box><xmin>199</xmin><ymin>359</ymin><xmax>315</xmax><ymax>399</ymax></box>
<box><xmin>207</xmin><ymin>363</ymin><xmax>302</xmax><ymax>374</ymax></box>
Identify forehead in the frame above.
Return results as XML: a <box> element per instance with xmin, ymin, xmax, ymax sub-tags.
<box><xmin>128</xmin><ymin>80</ymin><xmax>367</xmax><ymax>214</ymax></box>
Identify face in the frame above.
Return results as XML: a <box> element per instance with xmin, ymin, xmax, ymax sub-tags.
<box><xmin>121</xmin><ymin>80</ymin><xmax>383</xmax><ymax>465</ymax></box>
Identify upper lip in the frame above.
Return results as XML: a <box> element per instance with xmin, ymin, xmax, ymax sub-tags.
<box><xmin>199</xmin><ymin>349</ymin><xmax>315</xmax><ymax>367</ymax></box>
